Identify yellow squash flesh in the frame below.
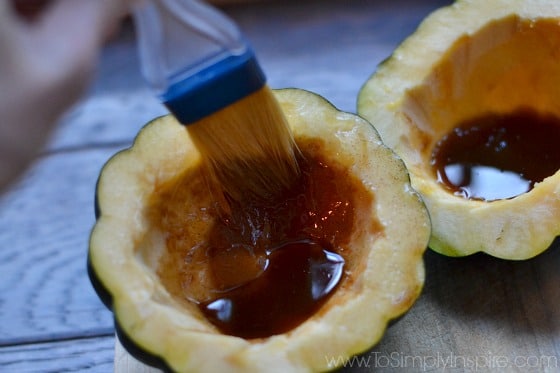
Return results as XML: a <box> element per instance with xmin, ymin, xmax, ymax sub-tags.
<box><xmin>89</xmin><ymin>89</ymin><xmax>430</xmax><ymax>372</ymax></box>
<box><xmin>358</xmin><ymin>0</ymin><xmax>560</xmax><ymax>259</ymax></box>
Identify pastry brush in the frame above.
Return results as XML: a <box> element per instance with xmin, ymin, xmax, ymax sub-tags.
<box><xmin>132</xmin><ymin>0</ymin><xmax>299</xmax><ymax>203</ymax></box>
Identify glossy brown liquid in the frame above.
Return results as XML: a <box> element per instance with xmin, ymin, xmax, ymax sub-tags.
<box><xmin>153</xmin><ymin>139</ymin><xmax>375</xmax><ymax>339</ymax></box>
<box><xmin>201</xmin><ymin>239</ymin><xmax>344</xmax><ymax>339</ymax></box>
<box><xmin>432</xmin><ymin>108</ymin><xmax>560</xmax><ymax>201</ymax></box>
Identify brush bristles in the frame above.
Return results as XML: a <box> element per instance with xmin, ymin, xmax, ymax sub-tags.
<box><xmin>187</xmin><ymin>86</ymin><xmax>300</xmax><ymax>206</ymax></box>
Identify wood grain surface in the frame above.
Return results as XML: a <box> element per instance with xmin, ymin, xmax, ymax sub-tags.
<box><xmin>1</xmin><ymin>0</ymin><xmax>558</xmax><ymax>372</ymax></box>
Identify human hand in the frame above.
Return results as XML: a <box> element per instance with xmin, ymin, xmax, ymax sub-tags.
<box><xmin>0</xmin><ymin>0</ymin><xmax>133</xmax><ymax>191</ymax></box>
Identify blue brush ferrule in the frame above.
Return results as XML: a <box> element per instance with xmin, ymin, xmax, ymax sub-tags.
<box><xmin>162</xmin><ymin>48</ymin><xmax>266</xmax><ymax>125</ymax></box>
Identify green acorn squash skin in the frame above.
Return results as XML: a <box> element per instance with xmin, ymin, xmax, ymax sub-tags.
<box><xmin>88</xmin><ymin>257</ymin><xmax>173</xmax><ymax>371</ymax></box>
<box><xmin>88</xmin><ymin>89</ymin><xmax>430</xmax><ymax>372</ymax></box>
<box><xmin>89</xmin><ymin>143</ymin><xmax>176</xmax><ymax>371</ymax></box>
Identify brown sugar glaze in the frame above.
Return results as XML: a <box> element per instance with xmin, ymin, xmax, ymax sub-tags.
<box><xmin>151</xmin><ymin>138</ymin><xmax>376</xmax><ymax>339</ymax></box>
<box><xmin>431</xmin><ymin>108</ymin><xmax>560</xmax><ymax>201</ymax></box>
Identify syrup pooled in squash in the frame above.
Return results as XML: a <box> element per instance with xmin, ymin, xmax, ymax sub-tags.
<box><xmin>432</xmin><ymin>108</ymin><xmax>560</xmax><ymax>201</ymax></box>
<box><xmin>151</xmin><ymin>139</ymin><xmax>375</xmax><ymax>339</ymax></box>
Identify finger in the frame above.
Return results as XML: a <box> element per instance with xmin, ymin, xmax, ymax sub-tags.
<box><xmin>10</xmin><ymin>0</ymin><xmax>53</xmax><ymax>22</ymax></box>
<box><xmin>22</xmin><ymin>0</ymin><xmax>128</xmax><ymax>102</ymax></box>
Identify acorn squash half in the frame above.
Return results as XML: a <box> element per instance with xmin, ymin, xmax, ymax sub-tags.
<box><xmin>358</xmin><ymin>0</ymin><xmax>560</xmax><ymax>260</ymax></box>
<box><xmin>88</xmin><ymin>88</ymin><xmax>430</xmax><ymax>372</ymax></box>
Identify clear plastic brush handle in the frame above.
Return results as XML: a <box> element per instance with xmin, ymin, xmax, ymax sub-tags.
<box><xmin>132</xmin><ymin>0</ymin><xmax>266</xmax><ymax>124</ymax></box>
